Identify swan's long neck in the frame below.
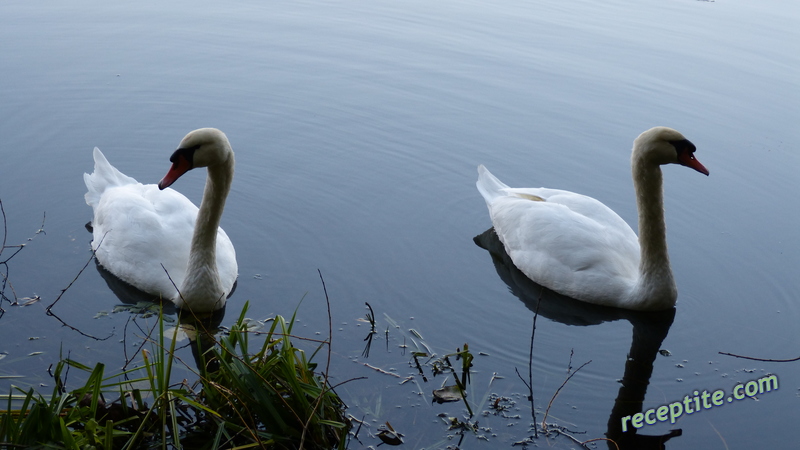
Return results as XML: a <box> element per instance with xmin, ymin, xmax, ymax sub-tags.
<box><xmin>631</xmin><ymin>152</ymin><xmax>677</xmax><ymax>307</ymax></box>
<box><xmin>180</xmin><ymin>153</ymin><xmax>234</xmax><ymax>310</ymax></box>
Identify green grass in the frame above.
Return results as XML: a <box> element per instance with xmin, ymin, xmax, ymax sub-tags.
<box><xmin>0</xmin><ymin>302</ymin><xmax>350</xmax><ymax>449</ymax></box>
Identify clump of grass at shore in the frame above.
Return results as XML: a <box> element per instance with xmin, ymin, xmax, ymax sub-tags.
<box><xmin>0</xmin><ymin>301</ymin><xmax>350</xmax><ymax>449</ymax></box>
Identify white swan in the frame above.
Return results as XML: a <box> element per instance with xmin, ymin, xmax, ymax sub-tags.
<box><xmin>84</xmin><ymin>128</ymin><xmax>238</xmax><ymax>313</ymax></box>
<box><xmin>477</xmin><ymin>127</ymin><xmax>708</xmax><ymax>311</ymax></box>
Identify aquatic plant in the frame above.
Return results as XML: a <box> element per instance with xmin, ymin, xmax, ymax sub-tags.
<box><xmin>0</xmin><ymin>301</ymin><xmax>350</xmax><ymax>449</ymax></box>
<box><xmin>197</xmin><ymin>303</ymin><xmax>350</xmax><ymax>449</ymax></box>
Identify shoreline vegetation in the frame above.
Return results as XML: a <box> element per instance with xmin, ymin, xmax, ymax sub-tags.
<box><xmin>1</xmin><ymin>301</ymin><xmax>351</xmax><ymax>449</ymax></box>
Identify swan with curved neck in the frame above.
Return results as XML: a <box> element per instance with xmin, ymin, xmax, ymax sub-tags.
<box><xmin>84</xmin><ymin>128</ymin><xmax>238</xmax><ymax>312</ymax></box>
<box><xmin>477</xmin><ymin>127</ymin><xmax>708</xmax><ymax>310</ymax></box>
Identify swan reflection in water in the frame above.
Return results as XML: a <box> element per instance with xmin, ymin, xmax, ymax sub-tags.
<box><xmin>94</xmin><ymin>259</ymin><xmax>227</xmax><ymax>372</ymax></box>
<box><xmin>475</xmin><ymin>228</ymin><xmax>681</xmax><ymax>450</ymax></box>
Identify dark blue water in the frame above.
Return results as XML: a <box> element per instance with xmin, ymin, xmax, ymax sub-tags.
<box><xmin>2</xmin><ymin>0</ymin><xmax>799</xmax><ymax>447</ymax></box>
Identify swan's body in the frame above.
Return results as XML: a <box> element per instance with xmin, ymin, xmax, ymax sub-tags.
<box><xmin>84</xmin><ymin>128</ymin><xmax>237</xmax><ymax>312</ymax></box>
<box><xmin>477</xmin><ymin>127</ymin><xmax>708</xmax><ymax>311</ymax></box>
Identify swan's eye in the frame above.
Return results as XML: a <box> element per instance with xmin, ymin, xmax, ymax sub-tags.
<box><xmin>670</xmin><ymin>139</ymin><xmax>696</xmax><ymax>154</ymax></box>
<box><xmin>169</xmin><ymin>145</ymin><xmax>199</xmax><ymax>166</ymax></box>
<box><xmin>670</xmin><ymin>139</ymin><xmax>698</xmax><ymax>162</ymax></box>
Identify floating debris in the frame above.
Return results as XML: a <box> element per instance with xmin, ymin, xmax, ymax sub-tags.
<box><xmin>18</xmin><ymin>296</ymin><xmax>41</xmax><ymax>306</ymax></box>
<box><xmin>377</xmin><ymin>422</ymin><xmax>403</xmax><ymax>445</ymax></box>
<box><xmin>433</xmin><ymin>385</ymin><xmax>465</xmax><ymax>403</ymax></box>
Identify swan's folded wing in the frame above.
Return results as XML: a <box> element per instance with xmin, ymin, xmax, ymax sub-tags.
<box><xmin>488</xmin><ymin>194</ymin><xmax>640</xmax><ymax>305</ymax></box>
<box><xmin>504</xmin><ymin>187</ymin><xmax>635</xmax><ymax>235</ymax></box>
<box><xmin>92</xmin><ymin>184</ymin><xmax>194</xmax><ymax>297</ymax></box>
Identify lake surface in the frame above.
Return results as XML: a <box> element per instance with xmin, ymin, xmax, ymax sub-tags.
<box><xmin>2</xmin><ymin>0</ymin><xmax>799</xmax><ymax>448</ymax></box>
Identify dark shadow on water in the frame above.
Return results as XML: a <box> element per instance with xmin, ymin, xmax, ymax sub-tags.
<box><xmin>474</xmin><ymin>228</ymin><xmax>681</xmax><ymax>449</ymax></box>
<box><xmin>94</xmin><ymin>259</ymin><xmax>178</xmax><ymax>314</ymax></box>
<box><xmin>94</xmin><ymin>260</ymin><xmax>226</xmax><ymax>373</ymax></box>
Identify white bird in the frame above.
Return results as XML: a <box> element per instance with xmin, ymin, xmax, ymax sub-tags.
<box><xmin>477</xmin><ymin>127</ymin><xmax>708</xmax><ymax>311</ymax></box>
<box><xmin>84</xmin><ymin>128</ymin><xmax>238</xmax><ymax>313</ymax></box>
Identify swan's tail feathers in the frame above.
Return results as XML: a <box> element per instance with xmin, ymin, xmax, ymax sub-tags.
<box><xmin>84</xmin><ymin>147</ymin><xmax>138</xmax><ymax>208</ymax></box>
<box><xmin>476</xmin><ymin>165</ymin><xmax>509</xmax><ymax>205</ymax></box>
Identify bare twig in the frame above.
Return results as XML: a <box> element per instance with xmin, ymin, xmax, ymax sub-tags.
<box><xmin>541</xmin><ymin>358</ymin><xmax>592</xmax><ymax>431</ymax></box>
<box><xmin>0</xmin><ymin>265</ymin><xmax>20</xmax><ymax>306</ymax></box>
<box><xmin>0</xmin><ymin>199</ymin><xmax>45</xmax><ymax>309</ymax></box>
<box><xmin>718</xmin><ymin>351</ymin><xmax>800</xmax><ymax>363</ymax></box>
<box><xmin>0</xmin><ymin>198</ymin><xmax>8</xmax><ymax>261</ymax></box>
<box><xmin>349</xmin><ymin>414</ymin><xmax>367</xmax><ymax>446</ymax></box>
<box><xmin>0</xmin><ymin>205</ymin><xmax>45</xmax><ymax>264</ymax></box>
<box><xmin>514</xmin><ymin>289</ymin><xmax>542</xmax><ymax>437</ymax></box>
<box><xmin>547</xmin><ymin>427</ymin><xmax>592</xmax><ymax>448</ymax></box>
<box><xmin>121</xmin><ymin>313</ymin><xmax>163</xmax><ymax>371</ymax></box>
<box><xmin>708</xmin><ymin>420</ymin><xmax>730</xmax><ymax>450</ymax></box>
<box><xmin>45</xmin><ymin>239</ymin><xmax>114</xmax><ymax>341</ymax></box>
<box><xmin>529</xmin><ymin>292</ymin><xmax>541</xmax><ymax>435</ymax></box>
<box><xmin>361</xmin><ymin>362</ymin><xmax>412</xmax><ymax>380</ymax></box>
<box><xmin>582</xmin><ymin>437</ymin><xmax>620</xmax><ymax>450</ymax></box>
<box><xmin>0</xmin><ymin>198</ymin><xmax>6</xmax><ymax>253</ymax></box>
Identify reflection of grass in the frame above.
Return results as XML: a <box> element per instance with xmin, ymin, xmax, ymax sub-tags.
<box><xmin>0</xmin><ymin>302</ymin><xmax>350</xmax><ymax>449</ymax></box>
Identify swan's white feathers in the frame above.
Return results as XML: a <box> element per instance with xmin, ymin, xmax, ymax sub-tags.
<box><xmin>483</xmin><ymin>184</ymin><xmax>640</xmax><ymax>304</ymax></box>
<box><xmin>83</xmin><ymin>147</ymin><xmax>138</xmax><ymax>208</ymax></box>
<box><xmin>476</xmin><ymin>127</ymin><xmax>707</xmax><ymax>310</ymax></box>
<box><xmin>85</xmin><ymin>146</ymin><xmax>237</xmax><ymax>306</ymax></box>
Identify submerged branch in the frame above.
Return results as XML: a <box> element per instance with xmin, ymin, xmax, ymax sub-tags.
<box><xmin>541</xmin><ymin>357</ymin><xmax>592</xmax><ymax>431</ymax></box>
<box><xmin>0</xmin><ymin>198</ymin><xmax>46</xmax><ymax>310</ymax></box>
<box><xmin>718</xmin><ymin>351</ymin><xmax>800</xmax><ymax>363</ymax></box>
<box><xmin>515</xmin><ymin>288</ymin><xmax>542</xmax><ymax>438</ymax></box>
<box><xmin>45</xmin><ymin>234</ymin><xmax>114</xmax><ymax>341</ymax></box>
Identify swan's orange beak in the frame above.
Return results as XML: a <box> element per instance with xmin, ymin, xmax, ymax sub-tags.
<box><xmin>158</xmin><ymin>154</ymin><xmax>192</xmax><ymax>190</ymax></box>
<box><xmin>677</xmin><ymin>152</ymin><xmax>709</xmax><ymax>176</ymax></box>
